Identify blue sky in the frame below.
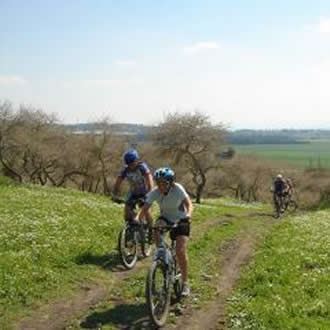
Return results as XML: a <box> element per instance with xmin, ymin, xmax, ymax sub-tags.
<box><xmin>1</xmin><ymin>1</ymin><xmax>330</xmax><ymax>128</ymax></box>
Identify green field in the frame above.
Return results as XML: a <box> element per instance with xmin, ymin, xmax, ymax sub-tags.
<box><xmin>235</xmin><ymin>141</ymin><xmax>330</xmax><ymax>169</ymax></box>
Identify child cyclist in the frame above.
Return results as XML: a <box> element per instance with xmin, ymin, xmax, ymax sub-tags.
<box><xmin>138</xmin><ymin>167</ymin><xmax>193</xmax><ymax>297</ymax></box>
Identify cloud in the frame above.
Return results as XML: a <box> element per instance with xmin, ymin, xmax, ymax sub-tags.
<box><xmin>0</xmin><ymin>75</ymin><xmax>27</xmax><ymax>85</ymax></box>
<box><xmin>114</xmin><ymin>59</ymin><xmax>136</xmax><ymax>66</ymax></box>
<box><xmin>306</xmin><ymin>17</ymin><xmax>330</xmax><ymax>34</ymax></box>
<box><xmin>183</xmin><ymin>41</ymin><xmax>220</xmax><ymax>54</ymax></box>
<box><xmin>317</xmin><ymin>17</ymin><xmax>330</xmax><ymax>34</ymax></box>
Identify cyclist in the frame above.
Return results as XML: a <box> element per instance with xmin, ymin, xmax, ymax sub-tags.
<box><xmin>272</xmin><ymin>174</ymin><xmax>287</xmax><ymax>212</ymax></box>
<box><xmin>138</xmin><ymin>167</ymin><xmax>193</xmax><ymax>297</ymax></box>
<box><xmin>112</xmin><ymin>149</ymin><xmax>154</xmax><ymax>227</ymax></box>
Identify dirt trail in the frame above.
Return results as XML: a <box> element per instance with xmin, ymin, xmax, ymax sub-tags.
<box><xmin>17</xmin><ymin>283</ymin><xmax>107</xmax><ymax>330</ymax></box>
<box><xmin>16</xmin><ymin>257</ymin><xmax>148</xmax><ymax>330</ymax></box>
<box><xmin>165</xmin><ymin>237</ymin><xmax>255</xmax><ymax>330</ymax></box>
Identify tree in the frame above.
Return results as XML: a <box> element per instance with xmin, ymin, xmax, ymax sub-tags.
<box><xmin>0</xmin><ymin>102</ymin><xmax>74</xmax><ymax>185</ymax></box>
<box><xmin>151</xmin><ymin>111</ymin><xmax>227</xmax><ymax>203</ymax></box>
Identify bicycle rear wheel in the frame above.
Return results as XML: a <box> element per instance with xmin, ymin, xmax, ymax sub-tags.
<box><xmin>118</xmin><ymin>226</ymin><xmax>138</xmax><ymax>269</ymax></box>
<box><xmin>146</xmin><ymin>261</ymin><xmax>171</xmax><ymax>327</ymax></box>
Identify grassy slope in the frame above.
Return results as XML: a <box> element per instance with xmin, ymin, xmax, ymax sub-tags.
<box><xmin>0</xmin><ymin>179</ymin><xmax>123</xmax><ymax>325</ymax></box>
<box><xmin>0</xmin><ymin>179</ymin><xmax>271</xmax><ymax>329</ymax></box>
<box><xmin>228</xmin><ymin>212</ymin><xmax>330</xmax><ymax>329</ymax></box>
<box><xmin>3</xmin><ymin>178</ymin><xmax>329</xmax><ymax>329</ymax></box>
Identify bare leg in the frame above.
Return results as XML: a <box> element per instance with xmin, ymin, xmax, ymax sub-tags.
<box><xmin>176</xmin><ymin>236</ymin><xmax>189</xmax><ymax>282</ymax></box>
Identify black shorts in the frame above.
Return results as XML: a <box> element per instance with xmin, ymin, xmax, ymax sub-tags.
<box><xmin>170</xmin><ymin>222</ymin><xmax>190</xmax><ymax>240</ymax></box>
<box><xmin>125</xmin><ymin>193</ymin><xmax>146</xmax><ymax>210</ymax></box>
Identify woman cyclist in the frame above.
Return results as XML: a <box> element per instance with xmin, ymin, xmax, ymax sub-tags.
<box><xmin>138</xmin><ymin>167</ymin><xmax>193</xmax><ymax>297</ymax></box>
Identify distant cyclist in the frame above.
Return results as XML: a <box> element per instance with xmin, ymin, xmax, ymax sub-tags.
<box><xmin>112</xmin><ymin>149</ymin><xmax>154</xmax><ymax>227</ymax></box>
<box><xmin>272</xmin><ymin>174</ymin><xmax>287</xmax><ymax>212</ymax></box>
<box><xmin>138</xmin><ymin>167</ymin><xmax>193</xmax><ymax>297</ymax></box>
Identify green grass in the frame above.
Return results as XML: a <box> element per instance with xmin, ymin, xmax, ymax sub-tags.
<box><xmin>228</xmin><ymin>211</ymin><xmax>330</xmax><ymax>329</ymax></box>
<box><xmin>235</xmin><ymin>141</ymin><xmax>330</xmax><ymax>169</ymax></box>
<box><xmin>0</xmin><ymin>181</ymin><xmax>123</xmax><ymax>325</ymax></box>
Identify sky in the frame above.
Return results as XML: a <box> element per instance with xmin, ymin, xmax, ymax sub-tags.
<box><xmin>1</xmin><ymin>0</ymin><xmax>330</xmax><ymax>129</ymax></box>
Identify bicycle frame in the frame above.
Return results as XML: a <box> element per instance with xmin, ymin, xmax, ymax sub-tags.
<box><xmin>153</xmin><ymin>228</ymin><xmax>176</xmax><ymax>267</ymax></box>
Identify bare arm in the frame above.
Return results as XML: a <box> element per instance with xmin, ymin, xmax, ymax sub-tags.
<box><xmin>182</xmin><ymin>196</ymin><xmax>193</xmax><ymax>219</ymax></box>
<box><xmin>144</xmin><ymin>172</ymin><xmax>154</xmax><ymax>192</ymax></box>
<box><xmin>112</xmin><ymin>176</ymin><xmax>124</xmax><ymax>196</ymax></box>
<box><xmin>138</xmin><ymin>202</ymin><xmax>153</xmax><ymax>222</ymax></box>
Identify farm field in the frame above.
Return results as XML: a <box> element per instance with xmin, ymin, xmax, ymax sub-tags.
<box><xmin>235</xmin><ymin>140</ymin><xmax>330</xmax><ymax>169</ymax></box>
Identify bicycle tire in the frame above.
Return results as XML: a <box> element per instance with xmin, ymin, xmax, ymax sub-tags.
<box><xmin>146</xmin><ymin>261</ymin><xmax>171</xmax><ymax>327</ymax></box>
<box><xmin>173</xmin><ymin>271</ymin><xmax>183</xmax><ymax>300</ymax></box>
<box><xmin>117</xmin><ymin>226</ymin><xmax>138</xmax><ymax>269</ymax></box>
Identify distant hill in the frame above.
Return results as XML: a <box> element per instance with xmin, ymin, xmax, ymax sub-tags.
<box><xmin>64</xmin><ymin>123</ymin><xmax>153</xmax><ymax>135</ymax></box>
<box><xmin>63</xmin><ymin>124</ymin><xmax>330</xmax><ymax>144</ymax></box>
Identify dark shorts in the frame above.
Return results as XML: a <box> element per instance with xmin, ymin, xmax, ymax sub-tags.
<box><xmin>157</xmin><ymin>216</ymin><xmax>190</xmax><ymax>240</ymax></box>
<box><xmin>169</xmin><ymin>222</ymin><xmax>190</xmax><ymax>240</ymax></box>
<box><xmin>125</xmin><ymin>193</ymin><xmax>146</xmax><ymax>210</ymax></box>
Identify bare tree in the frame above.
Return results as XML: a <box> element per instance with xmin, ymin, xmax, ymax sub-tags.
<box><xmin>151</xmin><ymin>111</ymin><xmax>227</xmax><ymax>203</ymax></box>
<box><xmin>76</xmin><ymin>118</ymin><xmax>124</xmax><ymax>194</ymax></box>
<box><xmin>0</xmin><ymin>102</ymin><xmax>88</xmax><ymax>186</ymax></box>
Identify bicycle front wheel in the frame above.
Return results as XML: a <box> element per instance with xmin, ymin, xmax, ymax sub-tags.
<box><xmin>173</xmin><ymin>269</ymin><xmax>183</xmax><ymax>300</ymax></box>
<box><xmin>118</xmin><ymin>226</ymin><xmax>138</xmax><ymax>269</ymax></box>
<box><xmin>146</xmin><ymin>261</ymin><xmax>171</xmax><ymax>327</ymax></box>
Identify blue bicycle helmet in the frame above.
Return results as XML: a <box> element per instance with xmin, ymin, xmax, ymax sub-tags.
<box><xmin>154</xmin><ymin>167</ymin><xmax>175</xmax><ymax>183</ymax></box>
<box><xmin>123</xmin><ymin>149</ymin><xmax>139</xmax><ymax>165</ymax></box>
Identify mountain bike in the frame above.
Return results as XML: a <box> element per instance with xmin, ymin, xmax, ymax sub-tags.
<box><xmin>113</xmin><ymin>196</ymin><xmax>152</xmax><ymax>269</ymax></box>
<box><xmin>145</xmin><ymin>219</ymin><xmax>184</xmax><ymax>328</ymax></box>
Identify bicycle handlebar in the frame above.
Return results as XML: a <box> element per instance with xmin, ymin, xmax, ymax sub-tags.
<box><xmin>152</xmin><ymin>218</ymin><xmax>190</xmax><ymax>232</ymax></box>
<box><xmin>152</xmin><ymin>224</ymin><xmax>178</xmax><ymax>231</ymax></box>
